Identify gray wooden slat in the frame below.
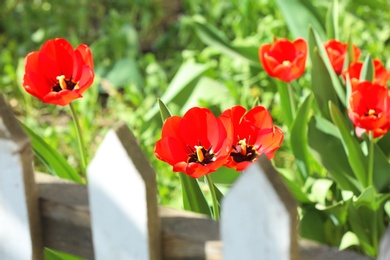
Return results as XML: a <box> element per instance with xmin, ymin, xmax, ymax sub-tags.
<box><xmin>0</xmin><ymin>94</ymin><xmax>43</xmax><ymax>260</ymax></box>
<box><xmin>87</xmin><ymin>122</ymin><xmax>161</xmax><ymax>260</ymax></box>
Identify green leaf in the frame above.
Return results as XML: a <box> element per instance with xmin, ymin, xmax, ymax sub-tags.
<box><xmin>275</xmin><ymin>0</ymin><xmax>326</xmax><ymax>40</ymax></box>
<box><xmin>189</xmin><ymin>16</ymin><xmax>260</xmax><ymax>67</ymax></box>
<box><xmin>353</xmin><ymin>186</ymin><xmax>376</xmax><ymax>209</ymax></box>
<box><xmin>290</xmin><ymin>93</ymin><xmax>313</xmax><ymax>182</ymax></box>
<box><xmin>105</xmin><ymin>57</ymin><xmax>143</xmax><ymax>89</ymax></box>
<box><xmin>300</xmin><ymin>209</ymin><xmax>327</xmax><ymax>243</ymax></box>
<box><xmin>179</xmin><ymin>174</ymin><xmax>211</xmax><ymax>216</ymax></box>
<box><xmin>158</xmin><ymin>98</ymin><xmax>172</xmax><ymax>122</ymax></box>
<box><xmin>209</xmin><ymin>166</ymin><xmax>240</xmax><ymax>185</ymax></box>
<box><xmin>308</xmin><ymin>116</ymin><xmax>362</xmax><ymax>194</ymax></box>
<box><xmin>44</xmin><ymin>248</ymin><xmax>85</xmax><ymax>260</ymax></box>
<box><xmin>311</xmin><ymin>178</ymin><xmax>333</xmax><ymax>205</ymax></box>
<box><xmin>339</xmin><ymin>231</ymin><xmax>360</xmax><ymax>250</ymax></box>
<box><xmin>276</xmin><ymin>80</ymin><xmax>293</xmax><ymax>127</ymax></box>
<box><xmin>316</xmin><ymin>200</ymin><xmax>349</xmax><ymax>226</ymax></box>
<box><xmin>326</xmin><ymin>0</ymin><xmax>339</xmax><ymax>40</ymax></box>
<box><xmin>329</xmin><ymin>101</ymin><xmax>368</xmax><ymax>187</ymax></box>
<box><xmin>20</xmin><ymin>122</ymin><xmax>84</xmax><ymax>184</ymax></box>
<box><xmin>277</xmin><ymin>168</ymin><xmax>312</xmax><ymax>204</ymax></box>
<box><xmin>308</xmin><ymin>27</ymin><xmax>344</xmax><ymax>120</ymax></box>
<box><xmin>180</xmin><ymin>77</ymin><xmax>236</xmax><ymax>114</ymax></box>
<box><xmin>145</xmin><ymin>62</ymin><xmax>209</xmax><ymax>121</ymax></box>
<box><xmin>359</xmin><ymin>55</ymin><xmax>374</xmax><ymax>82</ymax></box>
<box><xmin>347</xmin><ymin>204</ymin><xmax>377</xmax><ymax>256</ymax></box>
<box><xmin>377</xmin><ymin>131</ymin><xmax>390</xmax><ymax>159</ymax></box>
<box><xmin>372</xmin><ymin>143</ymin><xmax>390</xmax><ymax>192</ymax></box>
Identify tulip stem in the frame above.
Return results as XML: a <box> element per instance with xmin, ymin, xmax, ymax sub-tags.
<box><xmin>206</xmin><ymin>174</ymin><xmax>220</xmax><ymax>221</ymax></box>
<box><xmin>287</xmin><ymin>82</ymin><xmax>296</xmax><ymax>119</ymax></box>
<box><xmin>367</xmin><ymin>130</ymin><xmax>374</xmax><ymax>187</ymax></box>
<box><xmin>69</xmin><ymin>103</ymin><xmax>87</xmax><ymax>179</ymax></box>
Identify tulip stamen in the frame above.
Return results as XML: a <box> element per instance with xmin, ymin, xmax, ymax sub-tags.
<box><xmin>187</xmin><ymin>144</ymin><xmax>215</xmax><ymax>165</ymax></box>
<box><xmin>282</xmin><ymin>60</ymin><xmax>291</xmax><ymax>66</ymax></box>
<box><xmin>52</xmin><ymin>75</ymin><xmax>79</xmax><ymax>92</ymax></box>
<box><xmin>231</xmin><ymin>139</ymin><xmax>259</xmax><ymax>163</ymax></box>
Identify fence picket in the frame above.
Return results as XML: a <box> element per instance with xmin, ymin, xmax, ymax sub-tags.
<box><xmin>0</xmin><ymin>95</ymin><xmax>43</xmax><ymax>260</ymax></box>
<box><xmin>221</xmin><ymin>155</ymin><xmax>298</xmax><ymax>260</ymax></box>
<box><xmin>87</xmin><ymin>122</ymin><xmax>160</xmax><ymax>260</ymax></box>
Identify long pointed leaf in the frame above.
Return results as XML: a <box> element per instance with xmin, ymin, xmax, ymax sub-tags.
<box><xmin>329</xmin><ymin>101</ymin><xmax>368</xmax><ymax>187</ymax></box>
<box><xmin>276</xmin><ymin>0</ymin><xmax>326</xmax><ymax>40</ymax></box>
<box><xmin>290</xmin><ymin>93</ymin><xmax>313</xmax><ymax>182</ymax></box>
<box><xmin>190</xmin><ymin>16</ymin><xmax>260</xmax><ymax>67</ymax></box>
<box><xmin>359</xmin><ymin>55</ymin><xmax>374</xmax><ymax>82</ymax></box>
<box><xmin>20</xmin><ymin>122</ymin><xmax>84</xmax><ymax>184</ymax></box>
<box><xmin>308</xmin><ymin>116</ymin><xmax>362</xmax><ymax>194</ymax></box>
<box><xmin>308</xmin><ymin>26</ymin><xmax>345</xmax><ymax>115</ymax></box>
<box><xmin>179</xmin><ymin>174</ymin><xmax>211</xmax><ymax>216</ymax></box>
<box><xmin>145</xmin><ymin>62</ymin><xmax>208</xmax><ymax>121</ymax></box>
<box><xmin>326</xmin><ymin>0</ymin><xmax>339</xmax><ymax>40</ymax></box>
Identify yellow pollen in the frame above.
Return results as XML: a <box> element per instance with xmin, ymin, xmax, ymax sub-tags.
<box><xmin>368</xmin><ymin>109</ymin><xmax>376</xmax><ymax>116</ymax></box>
<box><xmin>238</xmin><ymin>139</ymin><xmax>247</xmax><ymax>155</ymax></box>
<box><xmin>195</xmin><ymin>146</ymin><xmax>204</xmax><ymax>163</ymax></box>
<box><xmin>282</xmin><ymin>60</ymin><xmax>291</xmax><ymax>66</ymax></box>
<box><xmin>56</xmin><ymin>75</ymin><xmax>67</xmax><ymax>90</ymax></box>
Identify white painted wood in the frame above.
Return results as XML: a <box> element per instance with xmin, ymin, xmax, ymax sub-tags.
<box><xmin>87</xmin><ymin>125</ymin><xmax>160</xmax><ymax>260</ymax></box>
<box><xmin>221</xmin><ymin>162</ymin><xmax>291</xmax><ymax>260</ymax></box>
<box><xmin>0</xmin><ymin>133</ymin><xmax>32</xmax><ymax>260</ymax></box>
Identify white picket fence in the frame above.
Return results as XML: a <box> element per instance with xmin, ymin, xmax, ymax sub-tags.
<box><xmin>0</xmin><ymin>94</ymin><xmax>380</xmax><ymax>260</ymax></box>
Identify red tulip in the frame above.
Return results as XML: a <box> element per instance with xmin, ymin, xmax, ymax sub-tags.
<box><xmin>154</xmin><ymin>107</ymin><xmax>233</xmax><ymax>178</ymax></box>
<box><xmin>343</xmin><ymin>59</ymin><xmax>390</xmax><ymax>89</ymax></box>
<box><xmin>259</xmin><ymin>38</ymin><xmax>307</xmax><ymax>82</ymax></box>
<box><xmin>220</xmin><ymin>105</ymin><xmax>284</xmax><ymax>171</ymax></box>
<box><xmin>22</xmin><ymin>38</ymin><xmax>94</xmax><ymax>106</ymax></box>
<box><xmin>324</xmin><ymin>39</ymin><xmax>361</xmax><ymax>75</ymax></box>
<box><xmin>348</xmin><ymin>81</ymin><xmax>389</xmax><ymax>138</ymax></box>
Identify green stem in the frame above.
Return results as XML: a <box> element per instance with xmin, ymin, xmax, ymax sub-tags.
<box><xmin>206</xmin><ymin>174</ymin><xmax>220</xmax><ymax>220</ymax></box>
<box><xmin>69</xmin><ymin>103</ymin><xmax>87</xmax><ymax>179</ymax></box>
<box><xmin>367</xmin><ymin>130</ymin><xmax>374</xmax><ymax>187</ymax></box>
<box><xmin>287</xmin><ymin>82</ymin><xmax>296</xmax><ymax>118</ymax></box>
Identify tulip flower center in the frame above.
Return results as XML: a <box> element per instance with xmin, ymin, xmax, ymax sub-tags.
<box><xmin>364</xmin><ymin>108</ymin><xmax>379</xmax><ymax>118</ymax></box>
<box><xmin>231</xmin><ymin>138</ymin><xmax>259</xmax><ymax>163</ymax></box>
<box><xmin>187</xmin><ymin>145</ymin><xmax>216</xmax><ymax>165</ymax></box>
<box><xmin>282</xmin><ymin>60</ymin><xmax>291</xmax><ymax>67</ymax></box>
<box><xmin>52</xmin><ymin>75</ymin><xmax>78</xmax><ymax>92</ymax></box>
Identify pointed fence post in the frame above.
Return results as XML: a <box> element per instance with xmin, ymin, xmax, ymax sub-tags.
<box><xmin>221</xmin><ymin>155</ymin><xmax>298</xmax><ymax>260</ymax></box>
<box><xmin>87</xmin><ymin>122</ymin><xmax>161</xmax><ymax>260</ymax></box>
<box><xmin>0</xmin><ymin>95</ymin><xmax>43</xmax><ymax>259</ymax></box>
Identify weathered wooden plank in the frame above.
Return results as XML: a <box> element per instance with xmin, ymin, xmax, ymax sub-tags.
<box><xmin>160</xmin><ymin>207</ymin><xmax>220</xmax><ymax>259</ymax></box>
<box><xmin>0</xmin><ymin>95</ymin><xmax>43</xmax><ymax>260</ymax></box>
<box><xmin>36</xmin><ymin>172</ymin><xmax>373</xmax><ymax>260</ymax></box>
<box><xmin>87</xmin><ymin>123</ymin><xmax>160</xmax><ymax>260</ymax></box>
<box><xmin>221</xmin><ymin>155</ymin><xmax>298</xmax><ymax>260</ymax></box>
<box><xmin>37</xmin><ymin>172</ymin><xmax>93</xmax><ymax>259</ymax></box>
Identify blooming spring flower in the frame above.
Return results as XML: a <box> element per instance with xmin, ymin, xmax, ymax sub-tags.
<box><xmin>258</xmin><ymin>38</ymin><xmax>307</xmax><ymax>82</ymax></box>
<box><xmin>348</xmin><ymin>81</ymin><xmax>389</xmax><ymax>138</ymax></box>
<box><xmin>154</xmin><ymin>107</ymin><xmax>233</xmax><ymax>178</ymax></box>
<box><xmin>220</xmin><ymin>105</ymin><xmax>284</xmax><ymax>171</ymax></box>
<box><xmin>22</xmin><ymin>38</ymin><xmax>94</xmax><ymax>106</ymax></box>
<box><xmin>343</xmin><ymin>59</ymin><xmax>390</xmax><ymax>89</ymax></box>
<box><xmin>323</xmin><ymin>39</ymin><xmax>361</xmax><ymax>75</ymax></box>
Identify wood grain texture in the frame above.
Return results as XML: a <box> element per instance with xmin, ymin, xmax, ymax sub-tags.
<box><xmin>0</xmin><ymin>94</ymin><xmax>43</xmax><ymax>260</ymax></box>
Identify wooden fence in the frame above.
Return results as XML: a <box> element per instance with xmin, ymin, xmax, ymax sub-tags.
<box><xmin>0</xmin><ymin>94</ymin><xmax>380</xmax><ymax>260</ymax></box>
